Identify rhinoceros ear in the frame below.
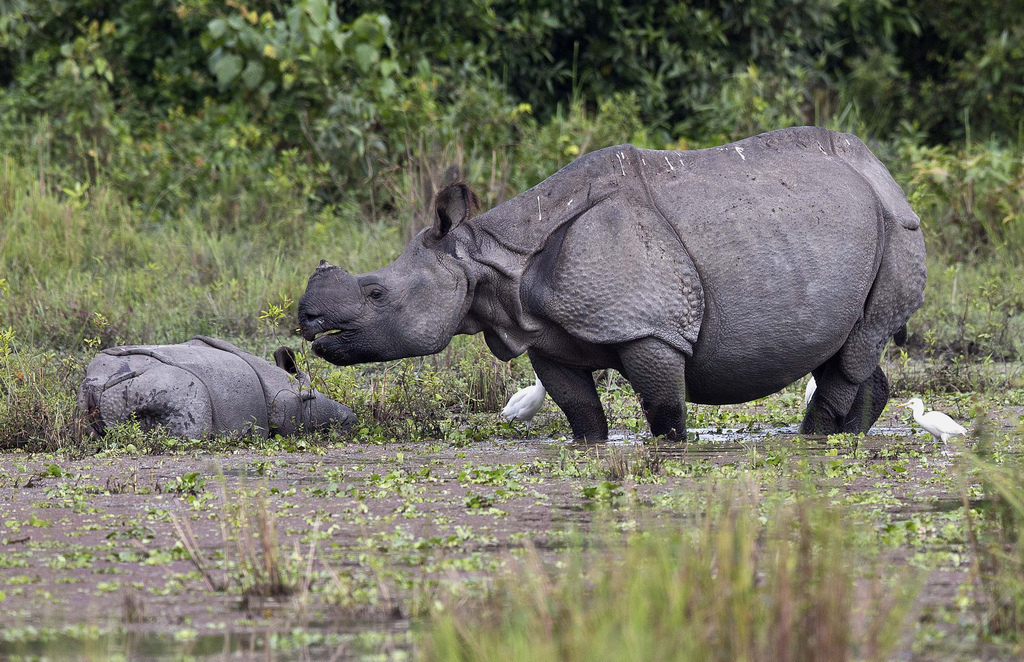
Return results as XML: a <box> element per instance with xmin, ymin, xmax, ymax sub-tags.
<box><xmin>433</xmin><ymin>181</ymin><xmax>480</xmax><ymax>238</ymax></box>
<box><xmin>273</xmin><ymin>347</ymin><xmax>299</xmax><ymax>375</ymax></box>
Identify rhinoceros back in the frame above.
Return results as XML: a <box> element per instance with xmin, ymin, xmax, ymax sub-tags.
<box><xmin>85</xmin><ymin>338</ymin><xmax>269</xmax><ymax>435</ymax></box>
<box><xmin>195</xmin><ymin>335</ymin><xmax>315</xmax><ymax>435</ymax></box>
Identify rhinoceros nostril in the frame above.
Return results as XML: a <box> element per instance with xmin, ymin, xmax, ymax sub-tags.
<box><xmin>300</xmin><ymin>314</ymin><xmax>324</xmax><ymax>341</ymax></box>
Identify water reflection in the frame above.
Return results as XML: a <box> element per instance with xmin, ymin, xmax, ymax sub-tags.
<box><xmin>0</xmin><ymin>625</ymin><xmax>411</xmax><ymax>661</ymax></box>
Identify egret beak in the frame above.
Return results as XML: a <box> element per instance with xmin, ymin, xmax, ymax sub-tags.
<box><xmin>896</xmin><ymin>403</ymin><xmax>906</xmax><ymax>408</ymax></box>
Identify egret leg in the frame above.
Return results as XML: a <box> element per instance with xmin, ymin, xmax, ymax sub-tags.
<box><xmin>529</xmin><ymin>351</ymin><xmax>607</xmax><ymax>441</ymax></box>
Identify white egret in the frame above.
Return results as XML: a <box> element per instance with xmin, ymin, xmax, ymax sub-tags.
<box><xmin>804</xmin><ymin>376</ymin><xmax>817</xmax><ymax>407</ymax></box>
<box><xmin>502</xmin><ymin>373</ymin><xmax>546</xmax><ymax>433</ymax></box>
<box><xmin>897</xmin><ymin>397</ymin><xmax>968</xmax><ymax>442</ymax></box>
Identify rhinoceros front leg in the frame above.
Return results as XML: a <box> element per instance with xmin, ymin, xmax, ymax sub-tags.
<box><xmin>617</xmin><ymin>338</ymin><xmax>688</xmax><ymax>441</ymax></box>
<box><xmin>528</xmin><ymin>350</ymin><xmax>608</xmax><ymax>442</ymax></box>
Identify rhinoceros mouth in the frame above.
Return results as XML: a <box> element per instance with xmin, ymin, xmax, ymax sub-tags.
<box><xmin>310</xmin><ymin>328</ymin><xmax>356</xmax><ymax>363</ymax></box>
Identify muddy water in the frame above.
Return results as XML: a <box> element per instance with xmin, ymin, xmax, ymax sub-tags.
<box><xmin>0</xmin><ymin>403</ymin><xmax>1018</xmax><ymax>660</ymax></box>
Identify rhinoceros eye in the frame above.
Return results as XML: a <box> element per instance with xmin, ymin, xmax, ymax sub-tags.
<box><xmin>368</xmin><ymin>287</ymin><xmax>385</xmax><ymax>301</ymax></box>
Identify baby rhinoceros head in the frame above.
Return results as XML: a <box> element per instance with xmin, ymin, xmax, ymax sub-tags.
<box><xmin>269</xmin><ymin>347</ymin><xmax>355</xmax><ymax>434</ymax></box>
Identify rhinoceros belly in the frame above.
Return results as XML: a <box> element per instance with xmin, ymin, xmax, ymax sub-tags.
<box><xmin>638</xmin><ymin>129</ymin><xmax>883</xmax><ymax>404</ymax></box>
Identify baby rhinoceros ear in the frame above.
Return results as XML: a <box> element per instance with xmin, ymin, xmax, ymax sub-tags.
<box><xmin>433</xmin><ymin>180</ymin><xmax>480</xmax><ymax>238</ymax></box>
<box><xmin>273</xmin><ymin>347</ymin><xmax>299</xmax><ymax>375</ymax></box>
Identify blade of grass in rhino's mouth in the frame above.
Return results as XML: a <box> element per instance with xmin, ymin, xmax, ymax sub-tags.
<box><xmin>312</xmin><ymin>329</ymin><xmax>346</xmax><ymax>341</ymax></box>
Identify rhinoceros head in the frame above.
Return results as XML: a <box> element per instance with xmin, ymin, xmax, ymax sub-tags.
<box><xmin>271</xmin><ymin>347</ymin><xmax>356</xmax><ymax>430</ymax></box>
<box><xmin>298</xmin><ymin>182</ymin><xmax>480</xmax><ymax>366</ymax></box>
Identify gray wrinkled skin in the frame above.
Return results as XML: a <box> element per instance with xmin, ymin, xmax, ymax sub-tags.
<box><xmin>78</xmin><ymin>336</ymin><xmax>356</xmax><ymax>438</ymax></box>
<box><xmin>299</xmin><ymin>127</ymin><xmax>926</xmax><ymax>441</ymax></box>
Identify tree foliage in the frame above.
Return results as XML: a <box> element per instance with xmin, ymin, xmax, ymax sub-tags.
<box><xmin>0</xmin><ymin>0</ymin><xmax>1021</xmax><ymax>230</ymax></box>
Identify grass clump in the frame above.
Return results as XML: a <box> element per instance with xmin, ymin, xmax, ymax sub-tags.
<box><xmin>173</xmin><ymin>484</ymin><xmax>308</xmax><ymax>601</ymax></box>
<box><xmin>425</xmin><ymin>488</ymin><xmax>916</xmax><ymax>662</ymax></box>
<box><xmin>0</xmin><ymin>327</ymin><xmax>85</xmax><ymax>451</ymax></box>
<box><xmin>604</xmin><ymin>443</ymin><xmax>663</xmax><ymax>483</ymax></box>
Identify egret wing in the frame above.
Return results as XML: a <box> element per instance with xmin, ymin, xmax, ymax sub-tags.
<box><xmin>503</xmin><ymin>387</ymin><xmax>532</xmax><ymax>419</ymax></box>
<box><xmin>923</xmin><ymin>411</ymin><xmax>967</xmax><ymax>436</ymax></box>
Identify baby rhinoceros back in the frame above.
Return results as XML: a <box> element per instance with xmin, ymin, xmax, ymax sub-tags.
<box><xmin>78</xmin><ymin>336</ymin><xmax>355</xmax><ymax>439</ymax></box>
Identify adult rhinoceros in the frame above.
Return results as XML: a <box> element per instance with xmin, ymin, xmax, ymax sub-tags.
<box><xmin>78</xmin><ymin>336</ymin><xmax>355</xmax><ymax>438</ymax></box>
<box><xmin>299</xmin><ymin>127</ymin><xmax>926</xmax><ymax>441</ymax></box>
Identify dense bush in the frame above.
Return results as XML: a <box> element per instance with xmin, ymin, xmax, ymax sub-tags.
<box><xmin>3</xmin><ymin>1</ymin><xmax>1022</xmax><ymax>208</ymax></box>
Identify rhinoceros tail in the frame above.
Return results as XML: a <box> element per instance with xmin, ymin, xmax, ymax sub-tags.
<box><xmin>894</xmin><ymin>324</ymin><xmax>908</xmax><ymax>346</ymax></box>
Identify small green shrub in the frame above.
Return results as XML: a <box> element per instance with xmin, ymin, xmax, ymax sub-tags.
<box><xmin>902</xmin><ymin>139</ymin><xmax>1024</xmax><ymax>264</ymax></box>
<box><xmin>0</xmin><ymin>327</ymin><xmax>85</xmax><ymax>452</ymax></box>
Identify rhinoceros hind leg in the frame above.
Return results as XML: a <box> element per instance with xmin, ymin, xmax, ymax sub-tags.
<box><xmin>800</xmin><ymin>359</ymin><xmax>860</xmax><ymax>435</ymax></box>
<box><xmin>618</xmin><ymin>338</ymin><xmax>688</xmax><ymax>441</ymax></box>
<box><xmin>101</xmin><ymin>365</ymin><xmax>213</xmax><ymax>438</ymax></box>
<box><xmin>528</xmin><ymin>350</ymin><xmax>607</xmax><ymax>442</ymax></box>
<box><xmin>840</xmin><ymin>365</ymin><xmax>889</xmax><ymax>434</ymax></box>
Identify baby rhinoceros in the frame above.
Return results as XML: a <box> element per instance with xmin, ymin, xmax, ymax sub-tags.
<box><xmin>78</xmin><ymin>336</ymin><xmax>355</xmax><ymax>438</ymax></box>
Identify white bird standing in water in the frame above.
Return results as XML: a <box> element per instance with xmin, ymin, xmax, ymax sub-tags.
<box><xmin>898</xmin><ymin>397</ymin><xmax>968</xmax><ymax>442</ymax></box>
<box><xmin>804</xmin><ymin>376</ymin><xmax>817</xmax><ymax>407</ymax></box>
<box><xmin>502</xmin><ymin>373</ymin><xmax>546</xmax><ymax>433</ymax></box>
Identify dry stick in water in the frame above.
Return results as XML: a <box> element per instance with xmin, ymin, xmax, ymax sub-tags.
<box><xmin>957</xmin><ymin>445</ymin><xmax>990</xmax><ymax>631</ymax></box>
<box><xmin>171</xmin><ymin>512</ymin><xmax>220</xmax><ymax>592</ymax></box>
<box><xmin>297</xmin><ymin>519</ymin><xmax>321</xmax><ymax>611</ymax></box>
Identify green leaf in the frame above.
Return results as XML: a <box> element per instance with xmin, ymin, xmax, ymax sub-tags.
<box><xmin>304</xmin><ymin>0</ymin><xmax>329</xmax><ymax>26</ymax></box>
<box><xmin>331</xmin><ymin>31</ymin><xmax>348</xmax><ymax>52</ymax></box>
<box><xmin>286</xmin><ymin>6</ymin><xmax>303</xmax><ymax>33</ymax></box>
<box><xmin>212</xmin><ymin>53</ymin><xmax>243</xmax><ymax>86</ymax></box>
<box><xmin>259</xmin><ymin>80</ymin><xmax>277</xmax><ymax>97</ymax></box>
<box><xmin>207</xmin><ymin>18</ymin><xmax>227</xmax><ymax>39</ymax></box>
<box><xmin>378</xmin><ymin>77</ymin><xmax>396</xmax><ymax>98</ymax></box>
<box><xmin>353</xmin><ymin>44</ymin><xmax>378</xmax><ymax>73</ymax></box>
<box><xmin>241</xmin><ymin>60</ymin><xmax>265</xmax><ymax>90</ymax></box>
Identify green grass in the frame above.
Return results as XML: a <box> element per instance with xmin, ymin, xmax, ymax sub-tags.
<box><xmin>961</xmin><ymin>428</ymin><xmax>1024</xmax><ymax>642</ymax></box>
<box><xmin>424</xmin><ymin>487</ymin><xmax>917</xmax><ymax>662</ymax></box>
<box><xmin>0</xmin><ymin>153</ymin><xmax>399</xmax><ymax>349</ymax></box>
